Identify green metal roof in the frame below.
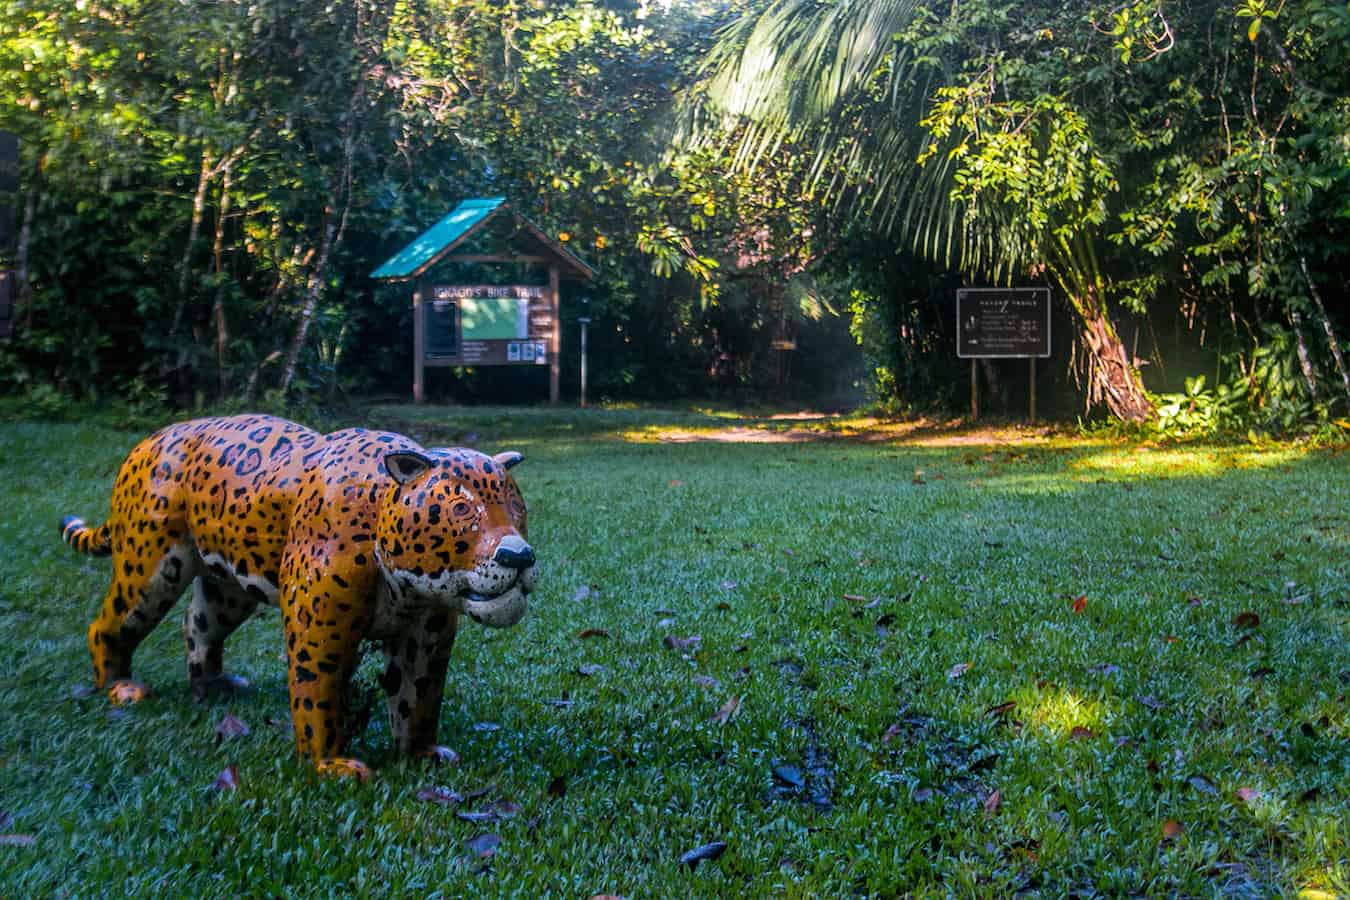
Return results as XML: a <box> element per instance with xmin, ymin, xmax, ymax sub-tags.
<box><xmin>370</xmin><ymin>196</ymin><xmax>594</xmax><ymax>282</ymax></box>
<box><xmin>370</xmin><ymin>197</ymin><xmax>506</xmax><ymax>280</ymax></box>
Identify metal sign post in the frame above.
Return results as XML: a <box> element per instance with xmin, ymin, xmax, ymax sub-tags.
<box><xmin>957</xmin><ymin>287</ymin><xmax>1051</xmax><ymax>423</ymax></box>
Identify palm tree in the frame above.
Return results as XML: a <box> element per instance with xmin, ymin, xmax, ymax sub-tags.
<box><xmin>684</xmin><ymin>0</ymin><xmax>1155</xmax><ymax>421</ymax></box>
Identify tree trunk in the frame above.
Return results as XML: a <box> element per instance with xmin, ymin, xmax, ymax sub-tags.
<box><xmin>1287</xmin><ymin>308</ymin><xmax>1321</xmax><ymax>402</ymax></box>
<box><xmin>1298</xmin><ymin>254</ymin><xmax>1350</xmax><ymax>402</ymax></box>
<box><xmin>171</xmin><ymin>151</ymin><xmax>214</xmax><ymax>337</ymax></box>
<box><xmin>211</xmin><ymin>168</ymin><xmax>234</xmax><ymax>398</ymax></box>
<box><xmin>278</xmin><ymin>218</ymin><xmax>335</xmax><ymax>396</ymax></box>
<box><xmin>14</xmin><ymin>180</ymin><xmax>36</xmax><ymax>330</ymax></box>
<box><xmin>1071</xmin><ymin>290</ymin><xmax>1155</xmax><ymax>422</ymax></box>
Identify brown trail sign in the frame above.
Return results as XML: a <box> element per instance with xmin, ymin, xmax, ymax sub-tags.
<box><xmin>956</xmin><ymin>288</ymin><xmax>1051</xmax><ymax>422</ymax></box>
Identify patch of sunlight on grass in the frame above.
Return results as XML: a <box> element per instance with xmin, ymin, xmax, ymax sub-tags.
<box><xmin>1020</xmin><ymin>685</ymin><xmax>1109</xmax><ymax>739</ymax></box>
<box><xmin>1069</xmin><ymin>445</ymin><xmax>1308</xmax><ymax>478</ymax></box>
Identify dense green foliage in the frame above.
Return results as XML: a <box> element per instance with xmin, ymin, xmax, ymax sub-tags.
<box><xmin>2</xmin><ymin>411</ymin><xmax>1346</xmax><ymax>893</ymax></box>
<box><xmin>0</xmin><ymin>1</ymin><xmax>1346</xmax><ymax>427</ymax></box>
<box><xmin>691</xmin><ymin>0</ymin><xmax>1350</xmax><ymax>426</ymax></box>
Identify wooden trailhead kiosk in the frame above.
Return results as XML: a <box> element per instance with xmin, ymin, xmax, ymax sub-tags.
<box><xmin>370</xmin><ymin>197</ymin><xmax>595</xmax><ymax>404</ymax></box>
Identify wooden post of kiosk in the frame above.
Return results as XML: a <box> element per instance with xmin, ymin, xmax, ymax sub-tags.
<box><xmin>1028</xmin><ymin>357</ymin><xmax>1037</xmax><ymax>424</ymax></box>
<box><xmin>413</xmin><ymin>281</ymin><xmax>426</xmax><ymax>404</ymax></box>
<box><xmin>548</xmin><ymin>264</ymin><xmax>561</xmax><ymax>405</ymax></box>
<box><xmin>970</xmin><ymin>359</ymin><xmax>979</xmax><ymax>421</ymax></box>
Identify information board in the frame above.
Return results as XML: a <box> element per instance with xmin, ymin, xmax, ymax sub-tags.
<box><xmin>423</xmin><ymin>284</ymin><xmax>553</xmax><ymax>366</ymax></box>
<box><xmin>956</xmin><ymin>288</ymin><xmax>1051</xmax><ymax>358</ymax></box>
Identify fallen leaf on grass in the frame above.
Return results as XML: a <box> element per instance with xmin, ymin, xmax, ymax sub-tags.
<box><xmin>668</xmin><ymin>479</ymin><xmax>683</xmax><ymax>488</ymax></box>
<box><xmin>466</xmin><ymin>833</ymin><xmax>501</xmax><ymax>859</ymax></box>
<box><xmin>0</xmin><ymin>834</ymin><xmax>36</xmax><ymax>847</ymax></box>
<box><xmin>679</xmin><ymin>841</ymin><xmax>727</xmax><ymax>869</ymax></box>
<box><xmin>577</xmin><ymin>628</ymin><xmax>610</xmax><ymax>639</ymax></box>
<box><xmin>709</xmin><ymin>696</ymin><xmax>741</xmax><ymax>725</ymax></box>
<box><xmin>590</xmin><ymin>895</ymin><xmax>626</xmax><ymax>900</ymax></box>
<box><xmin>576</xmin><ymin>664</ymin><xmax>603</xmax><ymax>677</ymax></box>
<box><xmin>983</xmin><ymin>790</ymin><xmax>1002</xmax><ymax>817</ymax></box>
<box><xmin>214</xmin><ymin>714</ymin><xmax>250</xmax><ymax>744</ymax></box>
<box><xmin>1235</xmin><ymin>787</ymin><xmax>1260</xmax><ymax>804</ymax></box>
<box><xmin>1161</xmin><ymin>819</ymin><xmax>1184</xmax><ymax>841</ymax></box>
<box><xmin>1188</xmin><ymin>774</ymin><xmax>1218</xmax><ymax>795</ymax></box>
<box><xmin>842</xmin><ymin>593</ymin><xmax>868</xmax><ymax>604</ymax></box>
<box><xmin>663</xmin><ymin>635</ymin><xmax>701</xmax><ymax>652</ymax></box>
<box><xmin>416</xmin><ymin>786</ymin><xmax>463</xmax><ymax>806</ymax></box>
<box><xmin>1233</xmin><ymin>612</ymin><xmax>1261</xmax><ymax>629</ymax></box>
<box><xmin>1071</xmin><ymin>594</ymin><xmax>1087</xmax><ymax>614</ymax></box>
<box><xmin>772</xmin><ymin>764</ymin><xmax>805</xmax><ymax>789</ymax></box>
<box><xmin>1069</xmin><ymin>727</ymin><xmax>1098</xmax><ymax>741</ymax></box>
<box><xmin>210</xmin><ymin>766</ymin><xmax>239</xmax><ymax>792</ymax></box>
<box><xmin>1164</xmin><ymin>635</ymin><xmax>1181</xmax><ymax>644</ymax></box>
<box><xmin>457</xmin><ymin>811</ymin><xmax>498</xmax><ymax>824</ymax></box>
<box><xmin>985</xmin><ymin>701</ymin><xmax>1016</xmax><ymax>719</ymax></box>
<box><xmin>947</xmin><ymin>662</ymin><xmax>971</xmax><ymax>679</ymax></box>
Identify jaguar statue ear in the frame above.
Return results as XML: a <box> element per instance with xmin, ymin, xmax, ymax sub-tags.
<box><xmin>385</xmin><ymin>451</ymin><xmax>435</xmax><ymax>485</ymax></box>
<box><xmin>493</xmin><ymin>451</ymin><xmax>524</xmax><ymax>470</ymax></box>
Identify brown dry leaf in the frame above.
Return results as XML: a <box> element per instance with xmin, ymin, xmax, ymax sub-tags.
<box><xmin>590</xmin><ymin>895</ymin><xmax>626</xmax><ymax>900</ymax></box>
<box><xmin>716</xmin><ymin>601</ymin><xmax>731</xmax><ymax>611</ymax></box>
<box><xmin>577</xmin><ymin>628</ymin><xmax>610</xmax><ymax>639</ymax></box>
<box><xmin>210</xmin><ymin>765</ymin><xmax>240</xmax><ymax>792</ymax></box>
<box><xmin>709</xmin><ymin>695</ymin><xmax>742</xmax><ymax>725</ymax></box>
<box><xmin>1235</xmin><ymin>787</ymin><xmax>1260</xmax><ymax>804</ymax></box>
<box><xmin>1233</xmin><ymin>612</ymin><xmax>1261</xmax><ymax>629</ymax></box>
<box><xmin>415</xmin><ymin>786</ymin><xmax>463</xmax><ymax>806</ymax></box>
<box><xmin>679</xmin><ymin>840</ymin><xmax>727</xmax><ymax>869</ymax></box>
<box><xmin>1164</xmin><ymin>635</ymin><xmax>1181</xmax><ymax>644</ymax></box>
<box><xmin>663</xmin><ymin>635</ymin><xmax>702</xmax><ymax>652</ymax></box>
<box><xmin>465</xmin><ymin>832</ymin><xmax>501</xmax><ymax>859</ymax></box>
<box><xmin>983</xmin><ymin>789</ymin><xmax>1002</xmax><ymax>818</ymax></box>
<box><xmin>668</xmin><ymin>479</ymin><xmax>683</xmax><ymax>488</ymax></box>
<box><xmin>985</xmin><ymin>701</ymin><xmax>1017</xmax><ymax>719</ymax></box>
<box><xmin>842</xmin><ymin>593</ymin><xmax>868</xmax><ymax>603</ymax></box>
<box><xmin>1071</xmin><ymin>594</ymin><xmax>1088</xmax><ymax>614</ymax></box>
<box><xmin>1069</xmin><ymin>726</ymin><xmax>1098</xmax><ymax>741</ymax></box>
<box><xmin>214</xmin><ymin>713</ymin><xmax>250</xmax><ymax>744</ymax></box>
<box><xmin>1162</xmin><ymin>819</ymin><xmax>1185</xmax><ymax>841</ymax></box>
<box><xmin>947</xmin><ymin>662</ymin><xmax>972</xmax><ymax>679</ymax></box>
<box><xmin>0</xmin><ymin>834</ymin><xmax>36</xmax><ymax>847</ymax></box>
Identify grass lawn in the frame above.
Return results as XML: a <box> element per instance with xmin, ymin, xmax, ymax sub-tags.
<box><xmin>1</xmin><ymin>406</ymin><xmax>1346</xmax><ymax>897</ymax></box>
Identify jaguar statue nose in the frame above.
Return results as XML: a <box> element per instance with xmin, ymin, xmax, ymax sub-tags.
<box><xmin>493</xmin><ymin>535</ymin><xmax>535</xmax><ymax>570</ymax></box>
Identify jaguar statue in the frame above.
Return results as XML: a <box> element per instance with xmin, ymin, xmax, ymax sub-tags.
<box><xmin>60</xmin><ymin>414</ymin><xmax>536</xmax><ymax>779</ymax></box>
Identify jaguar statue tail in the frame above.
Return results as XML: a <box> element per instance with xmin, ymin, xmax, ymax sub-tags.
<box><xmin>60</xmin><ymin>515</ymin><xmax>112</xmax><ymax>557</ymax></box>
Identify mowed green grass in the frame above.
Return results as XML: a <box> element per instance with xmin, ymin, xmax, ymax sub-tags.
<box><xmin>1</xmin><ymin>408</ymin><xmax>1346</xmax><ymax>897</ymax></box>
